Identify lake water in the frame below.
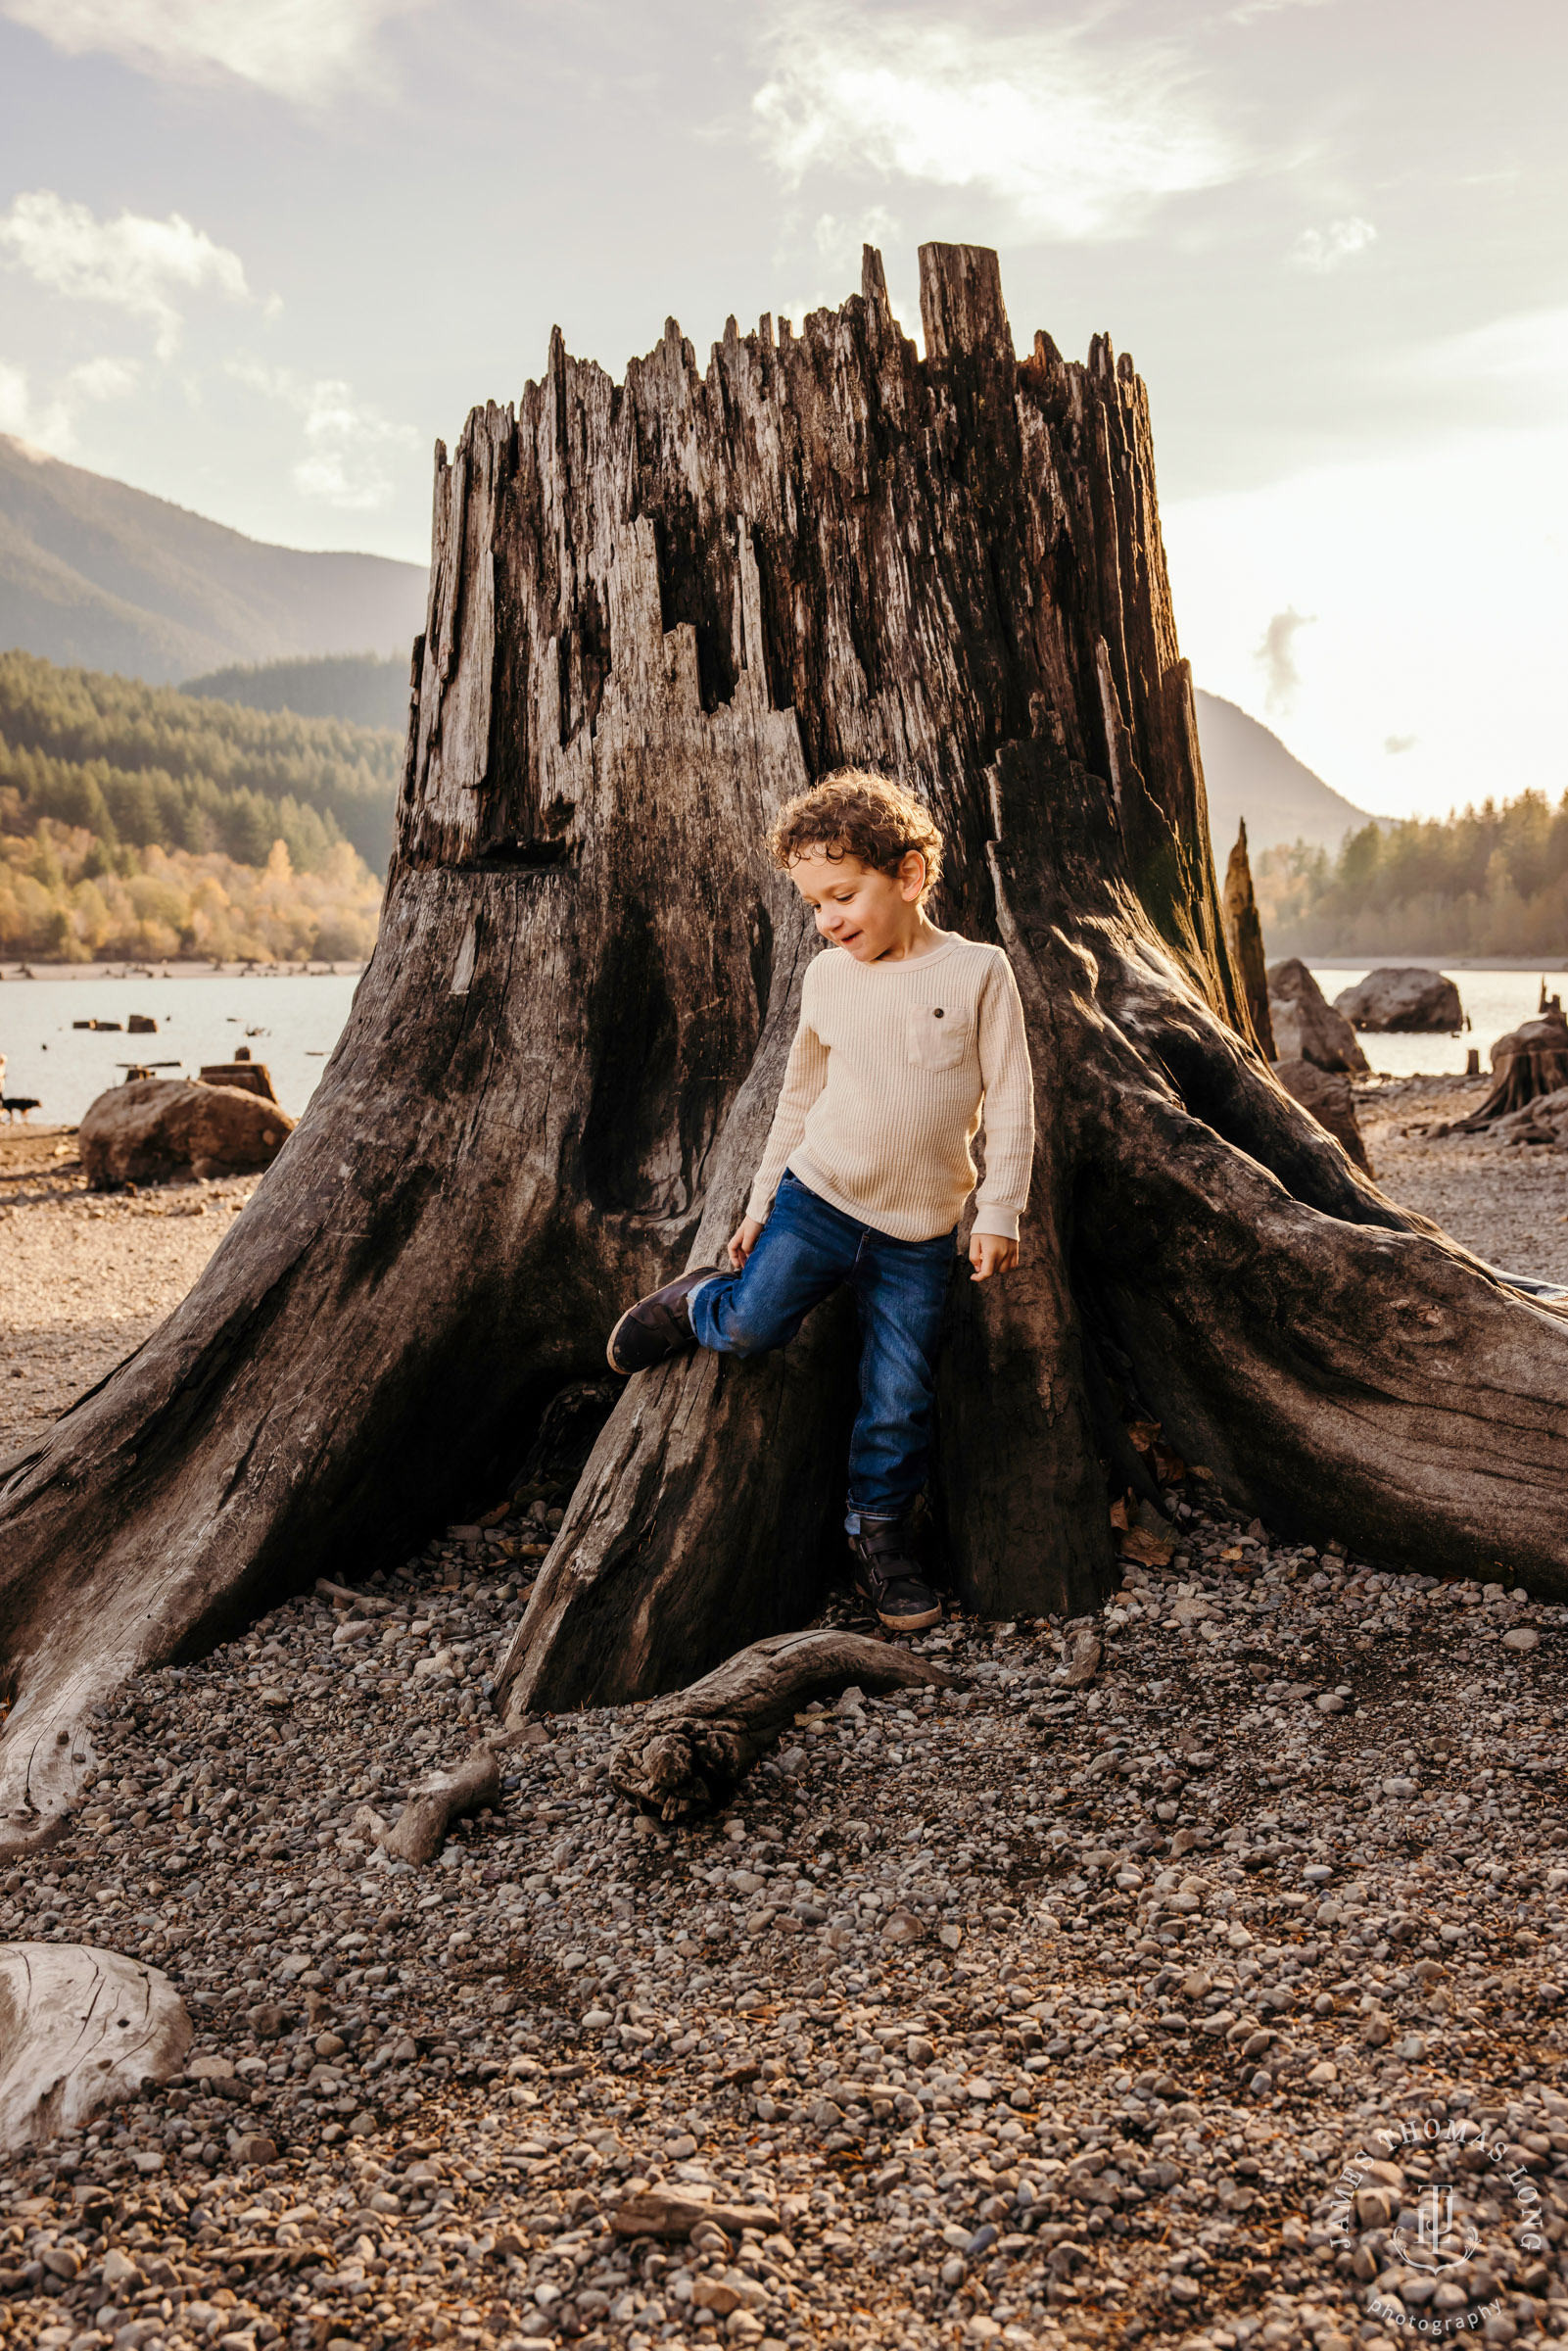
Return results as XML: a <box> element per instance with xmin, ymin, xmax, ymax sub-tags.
<box><xmin>0</xmin><ymin>973</ymin><xmax>362</xmax><ymax>1126</ymax></box>
<box><xmin>0</xmin><ymin>960</ymin><xmax>1556</xmax><ymax>1127</ymax></box>
<box><xmin>1307</xmin><ymin>968</ymin><xmax>1568</xmax><ymax>1078</ymax></box>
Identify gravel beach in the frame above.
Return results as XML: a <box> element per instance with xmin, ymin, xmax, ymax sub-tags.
<box><xmin>2</xmin><ymin>1083</ymin><xmax>1567</xmax><ymax>2351</ymax></box>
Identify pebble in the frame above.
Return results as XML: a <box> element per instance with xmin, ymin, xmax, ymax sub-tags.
<box><xmin>0</xmin><ymin>1481</ymin><xmax>1564</xmax><ymax>2351</ymax></box>
<box><xmin>3</xmin><ymin>1085</ymin><xmax>1568</xmax><ymax>2350</ymax></box>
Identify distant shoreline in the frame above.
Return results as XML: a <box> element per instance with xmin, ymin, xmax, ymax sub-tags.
<box><xmin>1294</xmin><ymin>956</ymin><xmax>1568</xmax><ymax>973</ymax></box>
<box><xmin>7</xmin><ymin>952</ymin><xmax>1565</xmax><ymax>981</ymax></box>
<box><xmin>0</xmin><ymin>961</ymin><xmax>367</xmax><ymax>982</ymax></box>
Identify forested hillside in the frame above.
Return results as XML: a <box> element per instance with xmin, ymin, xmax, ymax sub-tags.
<box><xmin>0</xmin><ymin>650</ymin><xmax>399</xmax><ymax>868</ymax></box>
<box><xmin>182</xmin><ymin>652</ymin><xmax>409</xmax><ymax>733</ymax></box>
<box><xmin>1258</xmin><ymin>789</ymin><xmax>1568</xmax><ymax>955</ymax></box>
<box><xmin>0</xmin><ymin>650</ymin><xmax>390</xmax><ymax>962</ymax></box>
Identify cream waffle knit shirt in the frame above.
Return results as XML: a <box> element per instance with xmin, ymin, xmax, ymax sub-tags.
<box><xmin>746</xmin><ymin>934</ymin><xmax>1035</xmax><ymax>1244</ymax></box>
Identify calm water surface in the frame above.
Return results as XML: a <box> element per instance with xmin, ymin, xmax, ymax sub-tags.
<box><xmin>0</xmin><ymin>962</ymin><xmax>1558</xmax><ymax>1127</ymax></box>
<box><xmin>1307</xmin><ymin>969</ymin><xmax>1568</xmax><ymax>1078</ymax></box>
<box><xmin>0</xmin><ymin>974</ymin><xmax>362</xmax><ymax>1126</ymax></box>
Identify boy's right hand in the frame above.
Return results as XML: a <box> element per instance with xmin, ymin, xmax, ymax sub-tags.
<box><xmin>728</xmin><ymin>1217</ymin><xmax>764</xmax><ymax>1271</ymax></box>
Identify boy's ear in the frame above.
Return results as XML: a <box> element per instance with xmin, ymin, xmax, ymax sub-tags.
<box><xmin>899</xmin><ymin>849</ymin><xmax>927</xmax><ymax>901</ymax></box>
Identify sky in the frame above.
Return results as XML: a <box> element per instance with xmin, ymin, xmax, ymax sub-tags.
<box><xmin>0</xmin><ymin>0</ymin><xmax>1563</xmax><ymax>823</ymax></box>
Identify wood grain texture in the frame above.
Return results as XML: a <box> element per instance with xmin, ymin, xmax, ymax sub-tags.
<box><xmin>608</xmin><ymin>1628</ymin><xmax>952</xmax><ymax>1822</ymax></box>
<box><xmin>0</xmin><ymin>1944</ymin><xmax>190</xmax><ymax>2153</ymax></box>
<box><xmin>1220</xmin><ymin>821</ymin><xmax>1275</xmax><ymax>1061</ymax></box>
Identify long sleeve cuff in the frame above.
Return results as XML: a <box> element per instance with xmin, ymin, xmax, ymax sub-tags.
<box><xmin>971</xmin><ymin>1203</ymin><xmax>1021</xmax><ymax>1242</ymax></box>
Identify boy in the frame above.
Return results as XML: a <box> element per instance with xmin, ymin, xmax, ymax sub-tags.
<box><xmin>606</xmin><ymin>770</ymin><xmax>1034</xmax><ymax>1632</ymax></box>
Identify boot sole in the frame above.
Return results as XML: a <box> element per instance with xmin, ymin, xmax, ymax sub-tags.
<box><xmin>877</xmin><ymin>1601</ymin><xmax>943</xmax><ymax>1631</ymax></box>
<box><xmin>606</xmin><ymin>1306</ymin><xmax>701</xmax><ymax>1375</ymax></box>
<box><xmin>605</xmin><ymin>1307</ymin><xmax>667</xmax><ymax>1374</ymax></box>
<box><xmin>853</xmin><ymin>1574</ymin><xmax>943</xmax><ymax>1632</ymax></box>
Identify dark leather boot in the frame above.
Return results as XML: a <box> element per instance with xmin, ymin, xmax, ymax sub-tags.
<box><xmin>606</xmin><ymin>1267</ymin><xmax>723</xmax><ymax>1374</ymax></box>
<box><xmin>849</xmin><ymin>1507</ymin><xmax>943</xmax><ymax>1632</ymax></box>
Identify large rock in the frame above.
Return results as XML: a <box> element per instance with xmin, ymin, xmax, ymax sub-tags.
<box><xmin>79</xmin><ymin>1079</ymin><xmax>294</xmax><ymax>1188</ymax></box>
<box><xmin>1272</xmin><ymin>1059</ymin><xmax>1372</xmax><ymax>1176</ymax></box>
<box><xmin>1333</xmin><ymin>966</ymin><xmax>1463</xmax><ymax>1032</ymax></box>
<box><xmin>1266</xmin><ymin>959</ymin><xmax>1369</xmax><ymax>1075</ymax></box>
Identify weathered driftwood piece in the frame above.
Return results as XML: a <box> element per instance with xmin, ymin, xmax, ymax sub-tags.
<box><xmin>611</xmin><ymin>2183</ymin><xmax>782</xmax><ymax>2239</ymax></box>
<box><xmin>0</xmin><ymin>1944</ymin><xmax>190</xmax><ymax>2152</ymax></box>
<box><xmin>8</xmin><ymin>245</ymin><xmax>1568</xmax><ymax>1850</ymax></box>
<box><xmin>1441</xmin><ymin>1017</ymin><xmax>1568</xmax><ymax>1132</ymax></box>
<box><xmin>384</xmin><ymin>1746</ymin><xmax>501</xmax><ymax>1865</ymax></box>
<box><xmin>1220</xmin><ymin>822</ymin><xmax>1274</xmax><ymax>1061</ymax></box>
<box><xmin>610</xmin><ymin>1629</ymin><xmax>952</xmax><ymax>1822</ymax></box>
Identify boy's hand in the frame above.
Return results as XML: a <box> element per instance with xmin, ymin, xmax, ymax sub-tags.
<box><xmin>728</xmin><ymin>1217</ymin><xmax>764</xmax><ymax>1271</ymax></box>
<box><xmin>969</xmin><ymin>1231</ymin><xmax>1020</xmax><ymax>1282</ymax></box>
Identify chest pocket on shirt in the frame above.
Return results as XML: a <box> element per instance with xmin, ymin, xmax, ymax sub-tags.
<box><xmin>905</xmin><ymin>1001</ymin><xmax>970</xmax><ymax>1071</ymax></box>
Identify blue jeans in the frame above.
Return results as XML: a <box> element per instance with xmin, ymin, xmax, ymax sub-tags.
<box><xmin>689</xmin><ymin>1171</ymin><xmax>956</xmax><ymax>1526</ymax></box>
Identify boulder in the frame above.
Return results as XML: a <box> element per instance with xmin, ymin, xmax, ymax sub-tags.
<box><xmin>1272</xmin><ymin>1059</ymin><xmax>1373</xmax><ymax>1176</ymax></box>
<box><xmin>79</xmin><ymin>1079</ymin><xmax>294</xmax><ymax>1189</ymax></box>
<box><xmin>1265</xmin><ymin>959</ymin><xmax>1369</xmax><ymax>1075</ymax></box>
<box><xmin>1332</xmin><ymin>966</ymin><xmax>1463</xmax><ymax>1032</ymax></box>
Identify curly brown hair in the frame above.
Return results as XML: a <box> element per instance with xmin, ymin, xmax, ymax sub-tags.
<box><xmin>767</xmin><ymin>769</ymin><xmax>943</xmax><ymax>901</ymax></box>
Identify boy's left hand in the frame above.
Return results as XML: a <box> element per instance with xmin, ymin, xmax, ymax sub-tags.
<box><xmin>969</xmin><ymin>1232</ymin><xmax>1020</xmax><ymax>1282</ymax></box>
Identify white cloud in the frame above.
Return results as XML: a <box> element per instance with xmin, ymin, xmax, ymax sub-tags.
<box><xmin>751</xmin><ymin>7</ymin><xmax>1238</xmax><ymax>241</ymax></box>
<box><xmin>0</xmin><ymin>363</ymin><xmax>30</xmax><ymax>440</ymax></box>
<box><xmin>1255</xmin><ymin>605</ymin><xmax>1315</xmax><ymax>711</ymax></box>
<box><xmin>230</xmin><ymin>360</ymin><xmax>416</xmax><ymax>510</ymax></box>
<box><xmin>0</xmin><ymin>351</ymin><xmax>141</xmax><ymax>455</ymax></box>
<box><xmin>0</xmin><ymin>190</ymin><xmax>250</xmax><ymax>359</ymax></box>
<box><xmin>1291</xmin><ymin>216</ymin><xmax>1377</xmax><ymax>272</ymax></box>
<box><xmin>1229</xmin><ymin>0</ymin><xmax>1333</xmax><ymax>22</ymax></box>
<box><xmin>0</xmin><ymin>0</ymin><xmax>427</xmax><ymax>106</ymax></box>
<box><xmin>1422</xmin><ymin>305</ymin><xmax>1568</xmax><ymax>395</ymax></box>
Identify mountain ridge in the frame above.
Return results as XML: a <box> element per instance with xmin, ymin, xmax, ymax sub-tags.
<box><xmin>1194</xmin><ymin>689</ymin><xmax>1377</xmax><ymax>856</ymax></box>
<box><xmin>0</xmin><ymin>436</ymin><xmax>428</xmax><ymax>686</ymax></box>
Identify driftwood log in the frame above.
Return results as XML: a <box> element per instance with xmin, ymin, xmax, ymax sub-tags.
<box><xmin>5</xmin><ymin>244</ymin><xmax>1568</xmax><ymax>1852</ymax></box>
<box><xmin>1220</xmin><ymin>821</ymin><xmax>1274</xmax><ymax>1062</ymax></box>
<box><xmin>609</xmin><ymin>1629</ymin><xmax>953</xmax><ymax>1823</ymax></box>
<box><xmin>0</xmin><ymin>1944</ymin><xmax>190</xmax><ymax>2153</ymax></box>
<box><xmin>611</xmin><ymin>2183</ymin><xmax>783</xmax><ymax>2240</ymax></box>
<box><xmin>384</xmin><ymin>1747</ymin><xmax>502</xmax><ymax>1865</ymax></box>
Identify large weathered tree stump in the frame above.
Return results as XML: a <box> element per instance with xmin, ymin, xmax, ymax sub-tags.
<box><xmin>4</xmin><ymin>243</ymin><xmax>1568</xmax><ymax>1852</ymax></box>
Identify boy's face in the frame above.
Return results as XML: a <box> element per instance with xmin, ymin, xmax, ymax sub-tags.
<box><xmin>787</xmin><ymin>846</ymin><xmax>926</xmax><ymax>961</ymax></box>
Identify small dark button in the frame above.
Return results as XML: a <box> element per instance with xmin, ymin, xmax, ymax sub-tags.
<box><xmin>933</xmin><ymin>1007</ymin><xmax>944</xmax><ymax>1018</ymax></box>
